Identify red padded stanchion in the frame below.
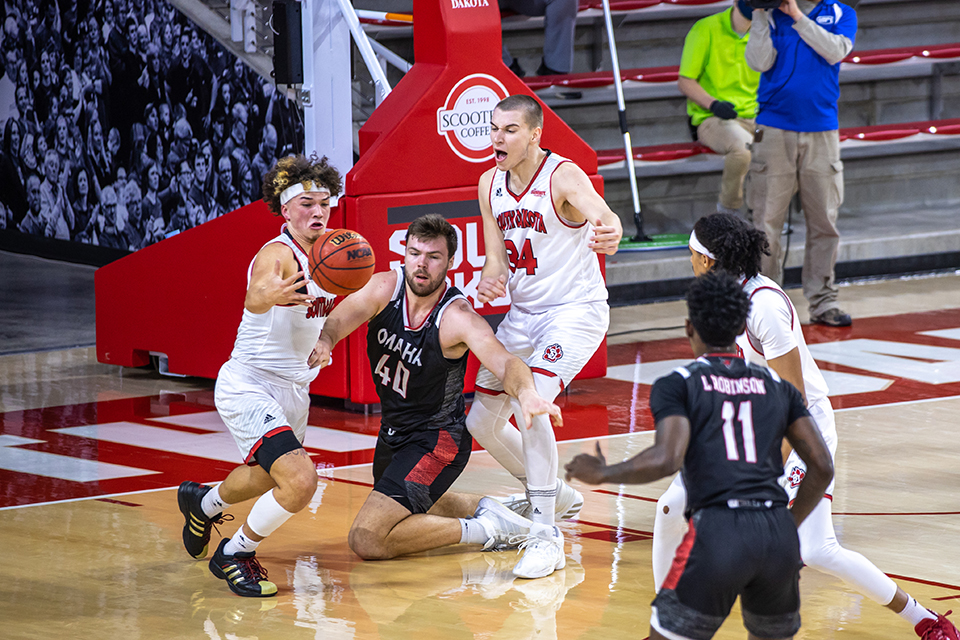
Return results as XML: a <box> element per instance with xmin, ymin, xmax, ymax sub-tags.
<box><xmin>95</xmin><ymin>202</ymin><xmax>352</xmax><ymax>398</ymax></box>
<box><xmin>343</xmin><ymin>0</ymin><xmax>606</xmax><ymax>404</ymax></box>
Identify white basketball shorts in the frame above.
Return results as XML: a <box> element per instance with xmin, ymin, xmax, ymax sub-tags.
<box><xmin>214</xmin><ymin>358</ymin><xmax>310</xmax><ymax>463</ymax></box>
<box><xmin>474</xmin><ymin>300</ymin><xmax>609</xmax><ymax>393</ymax></box>
<box><xmin>779</xmin><ymin>396</ymin><xmax>838</xmax><ymax>501</ymax></box>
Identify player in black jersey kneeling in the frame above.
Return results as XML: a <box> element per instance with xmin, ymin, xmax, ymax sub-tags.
<box><xmin>565</xmin><ymin>272</ymin><xmax>834</xmax><ymax>640</ymax></box>
<box><xmin>311</xmin><ymin>214</ymin><xmax>563</xmax><ymax>561</ymax></box>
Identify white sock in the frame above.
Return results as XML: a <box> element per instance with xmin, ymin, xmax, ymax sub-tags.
<box><xmin>652</xmin><ymin>476</ymin><xmax>687</xmax><ymax>591</ymax></box>
<box><xmin>526</xmin><ymin>482</ymin><xmax>558</xmax><ymax>525</ymax></box>
<box><xmin>898</xmin><ymin>597</ymin><xmax>936</xmax><ymax>626</ymax></box>
<box><xmin>459</xmin><ymin>517</ymin><xmax>490</xmax><ymax>545</ymax></box>
<box><xmin>224</xmin><ymin>529</ymin><xmax>260</xmax><ymax>556</ymax></box>
<box><xmin>201</xmin><ymin>483</ymin><xmax>231</xmax><ymax>518</ymax></box>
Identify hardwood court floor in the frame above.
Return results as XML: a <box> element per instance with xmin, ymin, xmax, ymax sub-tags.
<box><xmin>1</xmin><ymin>274</ymin><xmax>959</xmax><ymax>639</ymax></box>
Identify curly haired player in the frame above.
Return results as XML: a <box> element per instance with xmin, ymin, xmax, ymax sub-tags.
<box><xmin>650</xmin><ymin>212</ymin><xmax>958</xmax><ymax>639</ymax></box>
<box><xmin>176</xmin><ymin>154</ymin><xmax>342</xmax><ymax>597</ymax></box>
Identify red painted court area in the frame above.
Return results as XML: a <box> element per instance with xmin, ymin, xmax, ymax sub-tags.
<box><xmin>2</xmin><ymin>307</ymin><xmax>959</xmax><ymax>509</ymax></box>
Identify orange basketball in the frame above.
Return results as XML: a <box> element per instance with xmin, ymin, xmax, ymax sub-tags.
<box><xmin>308</xmin><ymin>229</ymin><xmax>376</xmax><ymax>295</ymax></box>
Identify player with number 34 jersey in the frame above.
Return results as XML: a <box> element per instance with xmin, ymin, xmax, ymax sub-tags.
<box><xmin>486</xmin><ymin>149</ymin><xmax>606</xmax><ymax>312</ymax></box>
<box><xmin>467</xmin><ymin>94</ymin><xmax>623</xmax><ymax>580</ymax></box>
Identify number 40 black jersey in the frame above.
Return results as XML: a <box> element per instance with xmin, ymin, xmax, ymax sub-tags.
<box><xmin>650</xmin><ymin>354</ymin><xmax>810</xmax><ymax>516</ymax></box>
<box><xmin>366</xmin><ymin>268</ymin><xmax>469</xmax><ymax>438</ymax></box>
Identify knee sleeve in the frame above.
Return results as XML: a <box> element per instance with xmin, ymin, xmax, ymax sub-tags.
<box><xmin>246</xmin><ymin>488</ymin><xmax>296</xmax><ymax>538</ymax></box>
<box><xmin>798</xmin><ymin>499</ymin><xmax>898</xmax><ymax>605</ymax></box>
<box><xmin>467</xmin><ymin>392</ymin><xmax>526</xmax><ymax>482</ymax></box>
<box><xmin>652</xmin><ymin>477</ymin><xmax>688</xmax><ymax>591</ymax></box>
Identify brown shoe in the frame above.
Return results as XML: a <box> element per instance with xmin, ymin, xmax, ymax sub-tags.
<box><xmin>811</xmin><ymin>308</ymin><xmax>852</xmax><ymax>327</ymax></box>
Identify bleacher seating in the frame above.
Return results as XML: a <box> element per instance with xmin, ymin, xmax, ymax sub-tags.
<box><xmin>358</xmin><ymin>0</ymin><xmax>732</xmax><ymax>27</ymax></box>
<box><xmin>521</xmin><ymin>43</ymin><xmax>960</xmax><ymax>92</ymax></box>
<box><xmin>595</xmin><ymin>118</ymin><xmax>960</xmax><ymax>170</ymax></box>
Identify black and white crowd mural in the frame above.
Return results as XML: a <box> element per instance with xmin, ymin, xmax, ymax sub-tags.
<box><xmin>0</xmin><ymin>0</ymin><xmax>304</xmax><ymax>251</ymax></box>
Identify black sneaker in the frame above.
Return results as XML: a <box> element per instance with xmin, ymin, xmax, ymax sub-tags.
<box><xmin>178</xmin><ymin>481</ymin><xmax>227</xmax><ymax>559</ymax></box>
<box><xmin>810</xmin><ymin>308</ymin><xmax>852</xmax><ymax>327</ymax></box>
<box><xmin>536</xmin><ymin>60</ymin><xmax>565</xmax><ymax>76</ymax></box>
<box><xmin>209</xmin><ymin>538</ymin><xmax>278</xmax><ymax>598</ymax></box>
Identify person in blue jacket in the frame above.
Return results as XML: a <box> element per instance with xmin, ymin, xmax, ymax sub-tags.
<box><xmin>746</xmin><ymin>0</ymin><xmax>855</xmax><ymax>327</ymax></box>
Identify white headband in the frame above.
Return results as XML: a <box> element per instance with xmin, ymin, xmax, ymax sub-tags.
<box><xmin>689</xmin><ymin>228</ymin><xmax>716</xmax><ymax>260</ymax></box>
<box><xmin>280</xmin><ymin>182</ymin><xmax>331</xmax><ymax>205</ymax></box>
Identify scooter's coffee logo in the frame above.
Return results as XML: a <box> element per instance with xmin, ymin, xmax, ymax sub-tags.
<box><xmin>437</xmin><ymin>74</ymin><xmax>508</xmax><ymax>163</ymax></box>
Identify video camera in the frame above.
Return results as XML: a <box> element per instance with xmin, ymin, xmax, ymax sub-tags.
<box><xmin>745</xmin><ymin>0</ymin><xmax>782</xmax><ymax>8</ymax></box>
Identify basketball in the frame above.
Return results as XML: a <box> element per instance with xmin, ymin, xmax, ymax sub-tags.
<box><xmin>308</xmin><ymin>228</ymin><xmax>376</xmax><ymax>295</ymax></box>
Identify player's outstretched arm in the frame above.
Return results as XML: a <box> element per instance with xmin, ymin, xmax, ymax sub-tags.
<box><xmin>441</xmin><ymin>301</ymin><xmax>562</xmax><ymax>427</ymax></box>
<box><xmin>477</xmin><ymin>169</ymin><xmax>510</xmax><ymax>303</ymax></box>
<box><xmin>784</xmin><ymin>415</ymin><xmax>834</xmax><ymax>527</ymax></box>
<box><xmin>308</xmin><ymin>271</ymin><xmax>395</xmax><ymax>369</ymax></box>
<box><xmin>565</xmin><ymin>415</ymin><xmax>689</xmax><ymax>485</ymax></box>
<box><xmin>552</xmin><ymin>162</ymin><xmax>623</xmax><ymax>255</ymax></box>
<box><xmin>245</xmin><ymin>243</ymin><xmax>315</xmax><ymax>314</ymax></box>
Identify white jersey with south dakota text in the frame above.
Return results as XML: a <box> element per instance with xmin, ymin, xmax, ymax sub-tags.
<box><xmin>229</xmin><ymin>228</ymin><xmax>337</xmax><ymax>386</ymax></box>
<box><xmin>488</xmin><ymin>150</ymin><xmax>607</xmax><ymax>312</ymax></box>
<box><xmin>736</xmin><ymin>274</ymin><xmax>829</xmax><ymax>408</ymax></box>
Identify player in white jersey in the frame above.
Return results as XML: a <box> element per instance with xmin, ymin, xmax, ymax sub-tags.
<box><xmin>466</xmin><ymin>94</ymin><xmax>623</xmax><ymax>579</ymax></box>
<box><xmin>176</xmin><ymin>155</ymin><xmax>342</xmax><ymax>598</ymax></box>
<box><xmin>651</xmin><ymin>212</ymin><xmax>958</xmax><ymax>639</ymax></box>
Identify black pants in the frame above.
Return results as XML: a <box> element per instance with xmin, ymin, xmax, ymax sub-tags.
<box><xmin>653</xmin><ymin>505</ymin><xmax>802</xmax><ymax>640</ymax></box>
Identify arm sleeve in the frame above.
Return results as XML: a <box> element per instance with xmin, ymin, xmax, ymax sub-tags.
<box><xmin>678</xmin><ymin>21</ymin><xmax>708</xmax><ymax>81</ymax></box>
<box><xmin>747</xmin><ymin>289</ymin><xmax>798</xmax><ymax>361</ymax></box>
<box><xmin>745</xmin><ymin>10</ymin><xmax>777</xmax><ymax>72</ymax></box>
<box><xmin>792</xmin><ymin>14</ymin><xmax>854</xmax><ymax>65</ymax></box>
<box><xmin>650</xmin><ymin>372</ymin><xmax>689</xmax><ymax>423</ymax></box>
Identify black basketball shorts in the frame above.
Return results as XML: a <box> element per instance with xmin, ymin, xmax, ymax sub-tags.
<box><xmin>371</xmin><ymin>421</ymin><xmax>473</xmax><ymax>514</ymax></box>
<box><xmin>652</xmin><ymin>505</ymin><xmax>802</xmax><ymax>640</ymax></box>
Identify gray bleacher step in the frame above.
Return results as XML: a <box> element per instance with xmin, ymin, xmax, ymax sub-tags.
<box><xmin>605</xmin><ymin>206</ymin><xmax>960</xmax><ymax>290</ymax></box>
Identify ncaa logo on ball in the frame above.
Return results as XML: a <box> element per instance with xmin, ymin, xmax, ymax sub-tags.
<box><xmin>542</xmin><ymin>344</ymin><xmax>563</xmax><ymax>363</ymax></box>
<box><xmin>437</xmin><ymin>74</ymin><xmax>509</xmax><ymax>163</ymax></box>
<box><xmin>347</xmin><ymin>246</ymin><xmax>372</xmax><ymax>260</ymax></box>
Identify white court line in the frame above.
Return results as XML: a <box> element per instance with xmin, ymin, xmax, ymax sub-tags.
<box><xmin>5</xmin><ymin>395</ymin><xmax>960</xmax><ymax>512</ymax></box>
<box><xmin>0</xmin><ymin>461</ymin><xmax>375</xmax><ymax>512</ymax></box>
<box><xmin>833</xmin><ymin>393</ymin><xmax>960</xmax><ymax>412</ymax></box>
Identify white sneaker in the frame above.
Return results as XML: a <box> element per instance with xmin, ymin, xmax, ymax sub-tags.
<box><xmin>501</xmin><ymin>479</ymin><xmax>584</xmax><ymax>522</ymax></box>
<box><xmin>474</xmin><ymin>496</ymin><xmax>533</xmax><ymax>551</ymax></box>
<box><xmin>512</xmin><ymin>523</ymin><xmax>565</xmax><ymax>579</ymax></box>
